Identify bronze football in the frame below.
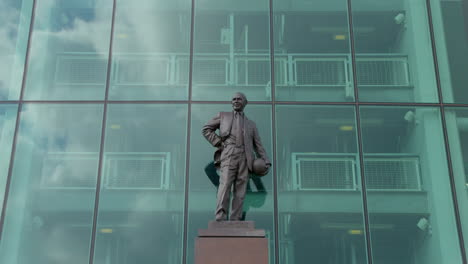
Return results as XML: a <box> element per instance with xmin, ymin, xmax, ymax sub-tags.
<box><xmin>253</xmin><ymin>158</ymin><xmax>269</xmax><ymax>176</ymax></box>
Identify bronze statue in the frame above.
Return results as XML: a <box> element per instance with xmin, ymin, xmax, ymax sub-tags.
<box><xmin>202</xmin><ymin>92</ymin><xmax>271</xmax><ymax>221</ymax></box>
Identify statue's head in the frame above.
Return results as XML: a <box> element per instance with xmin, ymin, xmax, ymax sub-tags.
<box><xmin>231</xmin><ymin>92</ymin><xmax>248</xmax><ymax>112</ymax></box>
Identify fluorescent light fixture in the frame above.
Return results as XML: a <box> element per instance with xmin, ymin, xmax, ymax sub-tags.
<box><xmin>100</xmin><ymin>228</ymin><xmax>113</xmax><ymax>234</ymax></box>
<box><xmin>348</xmin><ymin>229</ymin><xmax>363</xmax><ymax>235</ymax></box>
<box><xmin>339</xmin><ymin>125</ymin><xmax>354</xmax><ymax>131</ymax></box>
<box><xmin>334</xmin><ymin>34</ymin><xmax>346</xmax><ymax>40</ymax></box>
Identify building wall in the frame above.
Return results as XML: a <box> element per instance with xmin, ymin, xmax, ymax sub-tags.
<box><xmin>0</xmin><ymin>0</ymin><xmax>467</xmax><ymax>263</ymax></box>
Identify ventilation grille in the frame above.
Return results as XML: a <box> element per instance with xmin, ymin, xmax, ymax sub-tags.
<box><xmin>356</xmin><ymin>59</ymin><xmax>409</xmax><ymax>86</ymax></box>
<box><xmin>236</xmin><ymin>59</ymin><xmax>270</xmax><ymax>85</ymax></box>
<box><xmin>104</xmin><ymin>153</ymin><xmax>169</xmax><ymax>189</ymax></box>
<box><xmin>293</xmin><ymin>153</ymin><xmax>421</xmax><ymax>191</ymax></box>
<box><xmin>365</xmin><ymin>157</ymin><xmax>420</xmax><ymax>190</ymax></box>
<box><xmin>53</xmin><ymin>53</ymin><xmax>410</xmax><ymax>89</ymax></box>
<box><xmin>41</xmin><ymin>152</ymin><xmax>170</xmax><ymax>189</ymax></box>
<box><xmin>297</xmin><ymin>158</ymin><xmax>356</xmax><ymax>190</ymax></box>
<box><xmin>55</xmin><ymin>56</ymin><xmax>107</xmax><ymax>85</ymax></box>
<box><xmin>192</xmin><ymin>59</ymin><xmax>228</xmax><ymax>85</ymax></box>
<box><xmin>295</xmin><ymin>59</ymin><xmax>347</xmax><ymax>86</ymax></box>
<box><xmin>105</xmin><ymin>158</ymin><xmax>164</xmax><ymax>188</ymax></box>
<box><xmin>115</xmin><ymin>57</ymin><xmax>169</xmax><ymax>85</ymax></box>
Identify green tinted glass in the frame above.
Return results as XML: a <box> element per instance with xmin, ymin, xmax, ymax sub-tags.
<box><xmin>352</xmin><ymin>0</ymin><xmax>439</xmax><ymax>103</ymax></box>
<box><xmin>444</xmin><ymin>107</ymin><xmax>468</xmax><ymax>256</ymax></box>
<box><xmin>109</xmin><ymin>0</ymin><xmax>191</xmax><ymax>100</ymax></box>
<box><xmin>276</xmin><ymin>105</ymin><xmax>367</xmax><ymax>263</ymax></box>
<box><xmin>23</xmin><ymin>0</ymin><xmax>113</xmax><ymax>100</ymax></box>
<box><xmin>360</xmin><ymin>106</ymin><xmax>462</xmax><ymax>263</ymax></box>
<box><xmin>93</xmin><ymin>104</ymin><xmax>187</xmax><ymax>263</ymax></box>
<box><xmin>0</xmin><ymin>0</ymin><xmax>33</xmax><ymax>100</ymax></box>
<box><xmin>273</xmin><ymin>0</ymin><xmax>353</xmax><ymax>102</ymax></box>
<box><xmin>0</xmin><ymin>105</ymin><xmax>18</xmax><ymax>211</ymax></box>
<box><xmin>192</xmin><ymin>0</ymin><xmax>271</xmax><ymax>101</ymax></box>
<box><xmin>0</xmin><ymin>104</ymin><xmax>103</xmax><ymax>263</ymax></box>
<box><xmin>187</xmin><ymin>104</ymin><xmax>274</xmax><ymax>263</ymax></box>
<box><xmin>430</xmin><ymin>0</ymin><xmax>468</xmax><ymax>103</ymax></box>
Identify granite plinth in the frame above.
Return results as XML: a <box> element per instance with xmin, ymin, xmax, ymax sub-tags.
<box><xmin>199</xmin><ymin>221</ymin><xmax>265</xmax><ymax>237</ymax></box>
<box><xmin>195</xmin><ymin>221</ymin><xmax>269</xmax><ymax>264</ymax></box>
<box><xmin>208</xmin><ymin>220</ymin><xmax>255</xmax><ymax>229</ymax></box>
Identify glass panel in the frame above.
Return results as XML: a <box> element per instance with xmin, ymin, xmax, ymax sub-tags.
<box><xmin>444</xmin><ymin>107</ymin><xmax>468</xmax><ymax>255</ymax></box>
<box><xmin>276</xmin><ymin>105</ymin><xmax>367</xmax><ymax>263</ymax></box>
<box><xmin>273</xmin><ymin>0</ymin><xmax>354</xmax><ymax>102</ymax></box>
<box><xmin>187</xmin><ymin>103</ymin><xmax>274</xmax><ymax>263</ymax></box>
<box><xmin>430</xmin><ymin>0</ymin><xmax>468</xmax><ymax>103</ymax></box>
<box><xmin>0</xmin><ymin>0</ymin><xmax>34</xmax><ymax>100</ymax></box>
<box><xmin>93</xmin><ymin>104</ymin><xmax>187</xmax><ymax>264</ymax></box>
<box><xmin>360</xmin><ymin>106</ymin><xmax>462</xmax><ymax>263</ymax></box>
<box><xmin>0</xmin><ymin>104</ymin><xmax>103</xmax><ymax>263</ymax></box>
<box><xmin>23</xmin><ymin>0</ymin><xmax>113</xmax><ymax>100</ymax></box>
<box><xmin>109</xmin><ymin>0</ymin><xmax>191</xmax><ymax>100</ymax></box>
<box><xmin>0</xmin><ymin>105</ymin><xmax>18</xmax><ymax>209</ymax></box>
<box><xmin>191</xmin><ymin>0</ymin><xmax>271</xmax><ymax>101</ymax></box>
<box><xmin>352</xmin><ymin>0</ymin><xmax>439</xmax><ymax>103</ymax></box>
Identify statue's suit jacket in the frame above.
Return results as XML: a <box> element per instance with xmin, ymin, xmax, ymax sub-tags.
<box><xmin>202</xmin><ymin>111</ymin><xmax>270</xmax><ymax>171</ymax></box>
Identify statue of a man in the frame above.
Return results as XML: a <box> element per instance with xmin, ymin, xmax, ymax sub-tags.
<box><xmin>202</xmin><ymin>92</ymin><xmax>271</xmax><ymax>221</ymax></box>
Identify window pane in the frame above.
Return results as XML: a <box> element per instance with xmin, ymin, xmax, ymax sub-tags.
<box><xmin>430</xmin><ymin>0</ymin><xmax>468</xmax><ymax>103</ymax></box>
<box><xmin>274</xmin><ymin>0</ymin><xmax>354</xmax><ymax>102</ymax></box>
<box><xmin>23</xmin><ymin>0</ymin><xmax>113</xmax><ymax>100</ymax></box>
<box><xmin>445</xmin><ymin>107</ymin><xmax>468</xmax><ymax>255</ymax></box>
<box><xmin>0</xmin><ymin>105</ymin><xmax>18</xmax><ymax>210</ymax></box>
<box><xmin>352</xmin><ymin>0</ymin><xmax>439</xmax><ymax>103</ymax></box>
<box><xmin>0</xmin><ymin>0</ymin><xmax>33</xmax><ymax>100</ymax></box>
<box><xmin>191</xmin><ymin>0</ymin><xmax>271</xmax><ymax>101</ymax></box>
<box><xmin>187</xmin><ymin>103</ymin><xmax>274</xmax><ymax>263</ymax></box>
<box><xmin>360</xmin><ymin>106</ymin><xmax>462</xmax><ymax>263</ymax></box>
<box><xmin>93</xmin><ymin>104</ymin><xmax>187</xmax><ymax>264</ymax></box>
<box><xmin>276</xmin><ymin>105</ymin><xmax>367</xmax><ymax>263</ymax></box>
<box><xmin>109</xmin><ymin>0</ymin><xmax>191</xmax><ymax>100</ymax></box>
<box><xmin>0</xmin><ymin>104</ymin><xmax>103</xmax><ymax>263</ymax></box>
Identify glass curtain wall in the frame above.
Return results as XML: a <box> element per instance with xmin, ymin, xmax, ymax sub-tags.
<box><xmin>430</xmin><ymin>0</ymin><xmax>468</xmax><ymax>103</ymax></box>
<box><xmin>445</xmin><ymin>107</ymin><xmax>468</xmax><ymax>256</ymax></box>
<box><xmin>276</xmin><ymin>105</ymin><xmax>367</xmax><ymax>263</ymax></box>
<box><xmin>0</xmin><ymin>0</ymin><xmax>33</xmax><ymax>100</ymax></box>
<box><xmin>0</xmin><ymin>104</ymin><xmax>103</xmax><ymax>263</ymax></box>
<box><xmin>351</xmin><ymin>0</ymin><xmax>439</xmax><ymax>103</ymax></box>
<box><xmin>109</xmin><ymin>0</ymin><xmax>191</xmax><ymax>100</ymax></box>
<box><xmin>23</xmin><ymin>0</ymin><xmax>113</xmax><ymax>100</ymax></box>
<box><xmin>273</xmin><ymin>0</ymin><xmax>354</xmax><ymax>102</ymax></box>
<box><xmin>360</xmin><ymin>106</ymin><xmax>462</xmax><ymax>264</ymax></box>
<box><xmin>0</xmin><ymin>105</ymin><xmax>18</xmax><ymax>210</ymax></box>
<box><xmin>0</xmin><ymin>0</ymin><xmax>467</xmax><ymax>263</ymax></box>
<box><xmin>93</xmin><ymin>104</ymin><xmax>188</xmax><ymax>264</ymax></box>
<box><xmin>191</xmin><ymin>0</ymin><xmax>271</xmax><ymax>101</ymax></box>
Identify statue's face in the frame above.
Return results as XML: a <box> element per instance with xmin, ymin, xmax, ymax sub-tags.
<box><xmin>231</xmin><ymin>93</ymin><xmax>245</xmax><ymax>112</ymax></box>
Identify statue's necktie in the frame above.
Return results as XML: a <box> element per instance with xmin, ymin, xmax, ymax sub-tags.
<box><xmin>235</xmin><ymin>112</ymin><xmax>244</xmax><ymax>147</ymax></box>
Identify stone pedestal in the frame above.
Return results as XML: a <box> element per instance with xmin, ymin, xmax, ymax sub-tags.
<box><xmin>195</xmin><ymin>221</ymin><xmax>269</xmax><ymax>264</ymax></box>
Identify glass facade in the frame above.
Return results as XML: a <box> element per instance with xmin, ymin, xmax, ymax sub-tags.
<box><xmin>0</xmin><ymin>0</ymin><xmax>467</xmax><ymax>263</ymax></box>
